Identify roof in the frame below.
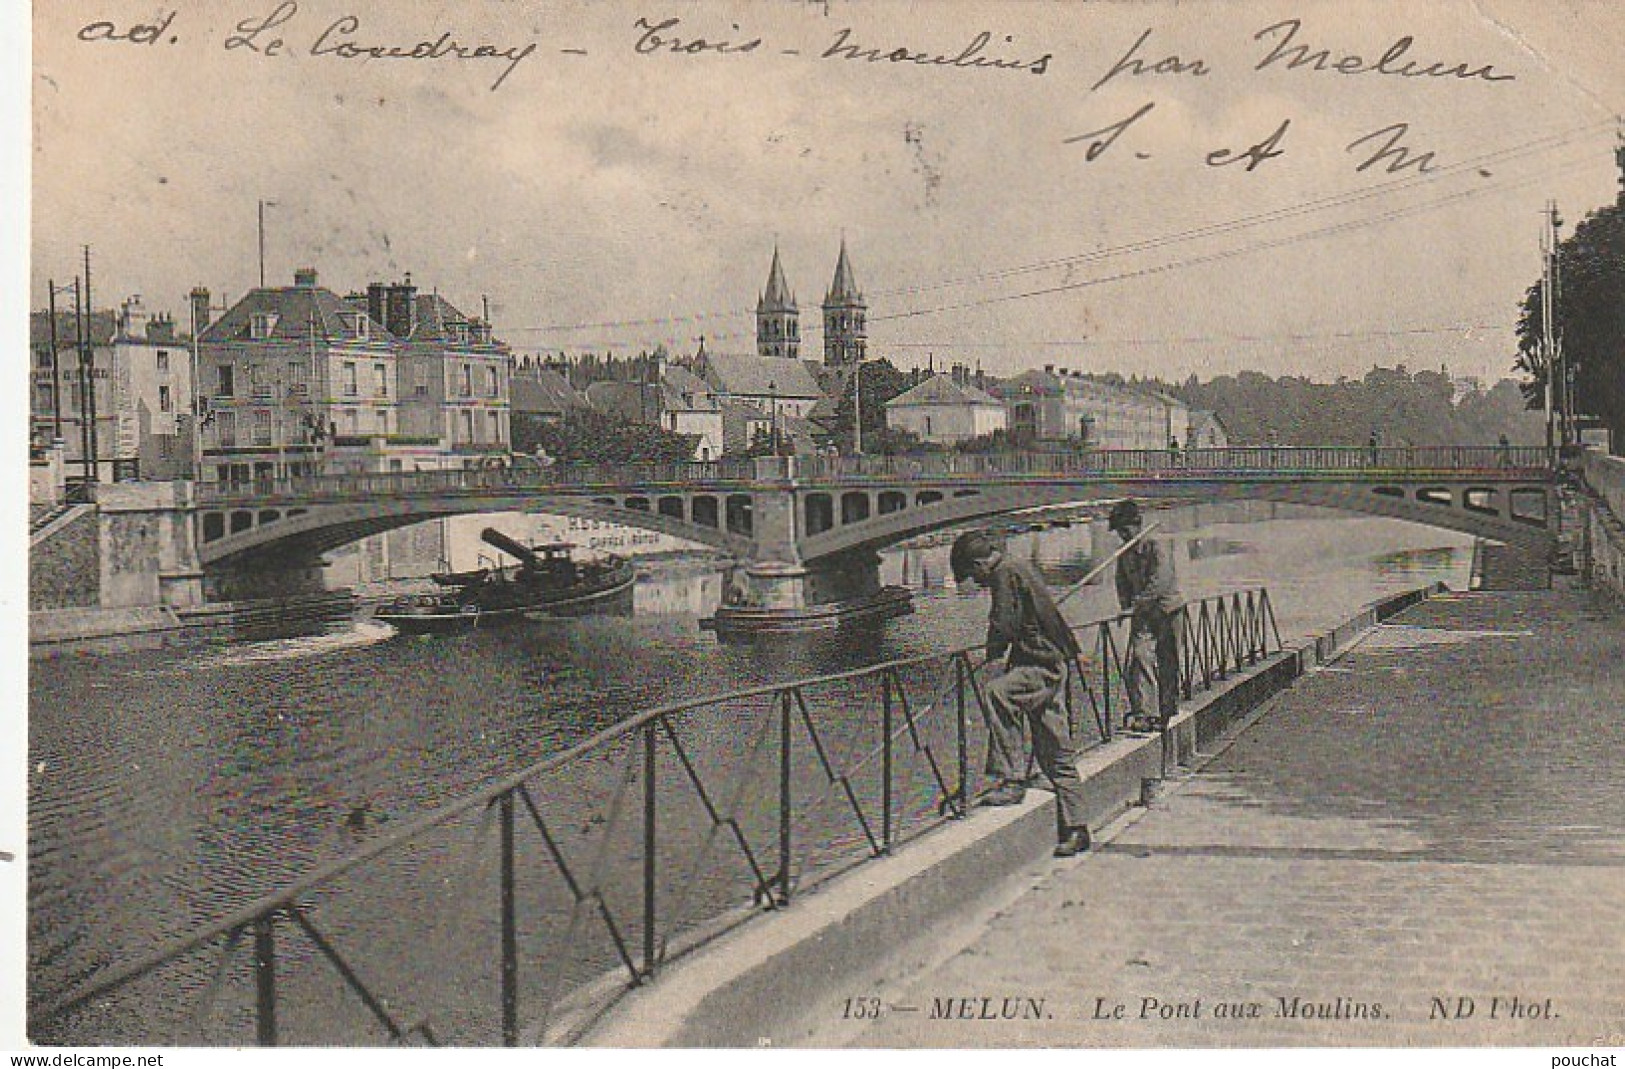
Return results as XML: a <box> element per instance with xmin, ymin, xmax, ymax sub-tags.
<box><xmin>663</xmin><ymin>365</ymin><xmax>712</xmax><ymax>398</ymax></box>
<box><xmin>758</xmin><ymin>246</ymin><xmax>796</xmax><ymax>313</ymax></box>
<box><xmin>510</xmin><ymin>367</ymin><xmax>580</xmax><ymax>414</ymax></box>
<box><xmin>825</xmin><ymin>237</ymin><xmax>862</xmax><ymax>305</ymax></box>
<box><xmin>408</xmin><ymin>293</ymin><xmax>471</xmax><ymax>342</ymax></box>
<box><xmin>31</xmin><ymin>310</ymin><xmax>117</xmax><ymax>350</ymax></box>
<box><xmin>202</xmin><ymin>285</ymin><xmax>389</xmax><ymax>346</ymax></box>
<box><xmin>583</xmin><ymin>381</ymin><xmax>663</xmax><ymax>423</ymax></box>
<box><xmin>700</xmin><ymin>353</ymin><xmax>825</xmax><ymax>400</ymax></box>
<box><xmin>887</xmin><ymin>373</ymin><xmax>1002</xmax><ymax>409</ymax></box>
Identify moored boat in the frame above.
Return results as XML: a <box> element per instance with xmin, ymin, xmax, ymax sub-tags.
<box><xmin>375</xmin><ymin>528</ymin><xmax>635</xmax><ymax>635</ymax></box>
<box><xmin>700</xmin><ymin>584</ymin><xmax>914</xmax><ymax>639</ymax></box>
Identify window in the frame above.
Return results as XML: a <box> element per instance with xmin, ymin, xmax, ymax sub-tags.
<box><xmin>341</xmin><ymin>408</ymin><xmax>358</xmax><ymax>435</ymax></box>
<box><xmin>287</xmin><ymin>361</ymin><xmax>307</xmax><ymax>397</ymax></box>
<box><xmin>461</xmin><ymin>410</ymin><xmax>474</xmax><ymax>443</ymax></box>
<box><xmin>374</xmin><ymin>363</ymin><xmax>387</xmax><ymax>397</ymax></box>
<box><xmin>485</xmin><ymin>365</ymin><xmax>499</xmax><ymax>397</ymax></box>
<box><xmin>156</xmin><ymin>351</ymin><xmax>169</xmax><ymax>373</ymax></box>
<box><xmin>342</xmin><ymin>362</ymin><xmax>358</xmax><ymax>397</ymax></box>
<box><xmin>413</xmin><ymin>364</ymin><xmax>427</xmax><ymax>396</ymax></box>
<box><xmin>253</xmin><ymin>409</ymin><xmax>272</xmax><ymax>445</ymax></box>
<box><xmin>374</xmin><ymin>408</ymin><xmax>387</xmax><ymax>434</ymax></box>
<box><xmin>217</xmin><ymin>410</ymin><xmax>237</xmax><ymax>447</ymax></box>
<box><xmin>158</xmin><ymin>384</ymin><xmax>172</xmax><ymax>413</ymax></box>
<box><xmin>350</xmin><ymin>313</ymin><xmax>369</xmax><ymax>339</ymax></box>
<box><xmin>217</xmin><ymin>365</ymin><xmax>235</xmax><ymax>397</ymax></box>
<box><xmin>250</xmin><ymin>313</ymin><xmax>278</xmax><ymax>340</ymax></box>
<box><xmin>460</xmin><ymin>364</ymin><xmax>473</xmax><ymax>397</ymax></box>
<box><xmin>487</xmin><ymin>410</ymin><xmax>500</xmax><ymax>442</ymax></box>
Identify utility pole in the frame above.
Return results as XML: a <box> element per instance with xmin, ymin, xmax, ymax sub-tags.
<box><xmin>73</xmin><ymin>275</ymin><xmax>92</xmax><ymax>487</ymax></box>
<box><xmin>1540</xmin><ymin>203</ymin><xmax>1560</xmax><ymax>450</ymax></box>
<box><xmin>258</xmin><ymin>200</ymin><xmax>278</xmax><ymax>288</ymax></box>
<box><xmin>46</xmin><ymin>279</ymin><xmax>64</xmax><ymax>441</ymax></box>
<box><xmin>83</xmin><ymin>246</ymin><xmax>100</xmax><ymax>483</ymax></box>
<box><xmin>852</xmin><ymin>361</ymin><xmax>864</xmax><ymax>455</ymax></box>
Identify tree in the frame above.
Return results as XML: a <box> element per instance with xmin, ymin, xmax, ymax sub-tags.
<box><xmin>516</xmin><ymin>405</ymin><xmax>699</xmax><ymax>465</ymax></box>
<box><xmin>1515</xmin><ymin>200</ymin><xmax>1625</xmax><ymax>452</ymax></box>
<box><xmin>830</xmin><ymin>358</ymin><xmax>912</xmax><ymax>453</ymax></box>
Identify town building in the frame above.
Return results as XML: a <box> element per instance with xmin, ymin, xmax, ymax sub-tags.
<box><xmin>884</xmin><ymin>371</ymin><xmax>1006</xmax><ymax>445</ymax></box>
<box><xmin>991</xmin><ymin>367</ymin><xmax>1191</xmax><ymax>450</ymax></box>
<box><xmin>1187</xmin><ymin>409</ymin><xmax>1231</xmax><ymax>449</ymax></box>
<box><xmin>360</xmin><ymin>278</ymin><xmax>511</xmax><ymax>469</ymax></box>
<box><xmin>195</xmin><ymin>268</ymin><xmax>510</xmax><ymax>483</ymax></box>
<box><xmin>30</xmin><ymin>295</ymin><xmax>197</xmax><ymax>486</ymax></box>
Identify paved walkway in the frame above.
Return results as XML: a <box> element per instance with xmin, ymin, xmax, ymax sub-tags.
<box><xmin>825</xmin><ymin>587</ymin><xmax>1625</xmax><ymax>1047</ymax></box>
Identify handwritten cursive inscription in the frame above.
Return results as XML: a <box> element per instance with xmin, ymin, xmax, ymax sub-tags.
<box><xmin>225</xmin><ymin>1</ymin><xmax>296</xmax><ymax>55</ymax></box>
<box><xmin>78</xmin><ymin>10</ymin><xmax>179</xmax><ymax>46</ymax></box>
<box><xmin>821</xmin><ymin>27</ymin><xmax>1051</xmax><ymax>75</ymax></box>
<box><xmin>1254</xmin><ymin>19</ymin><xmax>1515</xmax><ymax>84</ymax></box>
<box><xmin>632</xmin><ymin>16</ymin><xmax>762</xmax><ymax>56</ymax></box>
<box><xmin>1347</xmin><ymin>123</ymin><xmax>1439</xmax><ymax>173</ymax></box>
<box><xmin>1091</xmin><ymin>28</ymin><xmax>1209</xmax><ymax>92</ymax></box>
<box><xmin>312</xmin><ymin>14</ymin><xmax>538</xmax><ymax>90</ymax></box>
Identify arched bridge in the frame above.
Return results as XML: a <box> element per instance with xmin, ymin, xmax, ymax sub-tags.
<box><xmin>196</xmin><ymin>446</ymin><xmax>1557</xmax><ymax>580</ymax></box>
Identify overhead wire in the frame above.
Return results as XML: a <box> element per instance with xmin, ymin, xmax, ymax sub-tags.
<box><xmin>504</xmin><ymin>122</ymin><xmax>1611</xmax><ymax>348</ymax></box>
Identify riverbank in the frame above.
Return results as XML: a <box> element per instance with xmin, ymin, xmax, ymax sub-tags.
<box><xmin>577</xmin><ymin>583</ymin><xmax>1449</xmax><ymax>1046</ymax></box>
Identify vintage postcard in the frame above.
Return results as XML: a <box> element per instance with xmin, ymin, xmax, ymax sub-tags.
<box><xmin>11</xmin><ymin>0</ymin><xmax>1625</xmax><ymax>1064</ymax></box>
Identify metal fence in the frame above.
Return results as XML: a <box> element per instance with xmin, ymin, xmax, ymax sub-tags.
<box><xmin>193</xmin><ymin>447</ymin><xmax>1556</xmax><ymax>505</ymax></box>
<box><xmin>32</xmin><ymin>588</ymin><xmax>1279</xmax><ymax>1047</ymax></box>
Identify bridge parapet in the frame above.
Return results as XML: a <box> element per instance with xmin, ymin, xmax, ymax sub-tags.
<box><xmin>195</xmin><ymin>446</ymin><xmax>1555</xmax><ymax>506</ymax></box>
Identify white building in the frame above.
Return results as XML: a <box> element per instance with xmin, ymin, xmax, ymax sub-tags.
<box><xmin>884</xmin><ymin>372</ymin><xmax>1006</xmax><ymax>445</ymax></box>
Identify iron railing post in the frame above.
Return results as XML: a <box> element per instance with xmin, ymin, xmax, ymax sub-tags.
<box><xmin>882</xmin><ymin>674</ymin><xmax>894</xmax><ymax>852</ymax></box>
<box><xmin>778</xmin><ymin>690</ymin><xmax>793</xmax><ymax>906</ymax></box>
<box><xmin>253</xmin><ymin>912</ymin><xmax>277</xmax><ymax>1047</ymax></box>
<box><xmin>499</xmin><ymin>791</ymin><xmax>518</xmax><ymax>1046</ymax></box>
<box><xmin>955</xmin><ymin>657</ymin><xmax>968</xmax><ymax>817</ymax></box>
<box><xmin>643</xmin><ymin>720</ymin><xmax>658</xmax><ymax>977</ymax></box>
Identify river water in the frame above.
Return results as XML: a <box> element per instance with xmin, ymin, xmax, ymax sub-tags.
<box><xmin>27</xmin><ymin>505</ymin><xmax>1474</xmax><ymax>1043</ymax></box>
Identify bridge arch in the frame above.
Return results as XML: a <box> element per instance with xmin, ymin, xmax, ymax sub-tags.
<box><xmin>198</xmin><ymin>492</ymin><xmax>754</xmax><ymax>569</ymax></box>
<box><xmin>796</xmin><ymin>477</ymin><xmax>1555</xmax><ymax>563</ymax></box>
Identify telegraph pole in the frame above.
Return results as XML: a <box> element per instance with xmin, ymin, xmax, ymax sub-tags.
<box><xmin>1540</xmin><ymin>203</ymin><xmax>1562</xmax><ymax>450</ymax></box>
<box><xmin>46</xmin><ymin>279</ymin><xmax>63</xmax><ymax>441</ymax></box>
<box><xmin>73</xmin><ymin>276</ymin><xmax>92</xmax><ymax>486</ymax></box>
<box><xmin>83</xmin><ymin>246</ymin><xmax>100</xmax><ymax>483</ymax></box>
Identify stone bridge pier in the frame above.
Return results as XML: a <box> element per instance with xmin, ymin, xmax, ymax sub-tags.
<box><xmin>731</xmin><ymin>458</ymin><xmax>889</xmax><ymax>613</ymax></box>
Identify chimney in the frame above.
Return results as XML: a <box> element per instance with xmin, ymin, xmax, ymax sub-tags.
<box><xmin>385</xmin><ymin>274</ymin><xmax>416</xmax><ymax>338</ymax></box>
<box><xmin>146</xmin><ymin>314</ymin><xmax>176</xmax><ymax>343</ymax></box>
<box><xmin>294</xmin><ymin>267</ymin><xmax>319</xmax><ymax>288</ymax></box>
<box><xmin>189</xmin><ymin>287</ymin><xmax>212</xmax><ymax>334</ymax></box>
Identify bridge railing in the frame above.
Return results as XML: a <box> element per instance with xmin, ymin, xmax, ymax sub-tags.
<box><xmin>797</xmin><ymin>445</ymin><xmax>1555</xmax><ymax>480</ymax></box>
<box><xmin>192</xmin><ymin>447</ymin><xmax>1556</xmax><ymax>506</ymax></box>
<box><xmin>29</xmin><ymin>586</ymin><xmax>1277</xmax><ymax>1047</ymax></box>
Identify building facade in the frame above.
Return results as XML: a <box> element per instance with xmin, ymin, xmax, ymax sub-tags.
<box><xmin>196</xmin><ymin>268</ymin><xmax>511</xmax><ymax>483</ymax></box>
<box><xmin>884</xmin><ymin>372</ymin><xmax>1006</xmax><ymax>445</ymax></box>
<box><xmin>30</xmin><ymin>295</ymin><xmax>197</xmax><ymax>485</ymax></box>
<box><xmin>993</xmin><ymin>368</ymin><xmax>1190</xmax><ymax>450</ymax></box>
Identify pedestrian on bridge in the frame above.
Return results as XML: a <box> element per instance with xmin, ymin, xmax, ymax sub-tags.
<box><xmin>1109</xmin><ymin>500</ymin><xmax>1183</xmax><ymax>735</ymax></box>
<box><xmin>950</xmin><ymin>530</ymin><xmax>1092</xmax><ymax>857</ymax></box>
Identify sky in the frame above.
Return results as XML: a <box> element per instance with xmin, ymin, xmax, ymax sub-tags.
<box><xmin>27</xmin><ymin>0</ymin><xmax>1625</xmax><ymax>387</ymax></box>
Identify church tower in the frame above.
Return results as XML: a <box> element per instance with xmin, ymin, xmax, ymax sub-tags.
<box><xmin>756</xmin><ymin>246</ymin><xmax>800</xmax><ymax>359</ymax></box>
<box><xmin>822</xmin><ymin>237</ymin><xmax>867</xmax><ymax>367</ymax></box>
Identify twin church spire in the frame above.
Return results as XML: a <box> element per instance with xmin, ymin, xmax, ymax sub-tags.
<box><xmin>755</xmin><ymin>239</ymin><xmax>867</xmax><ymax>367</ymax></box>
